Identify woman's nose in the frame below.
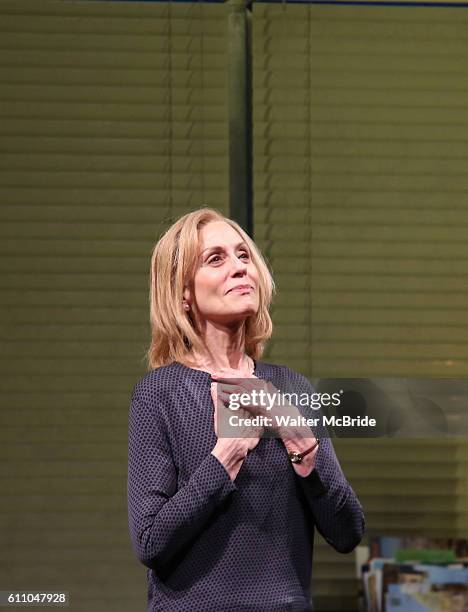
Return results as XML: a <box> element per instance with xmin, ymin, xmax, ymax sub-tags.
<box><xmin>229</xmin><ymin>253</ymin><xmax>247</xmax><ymax>274</ymax></box>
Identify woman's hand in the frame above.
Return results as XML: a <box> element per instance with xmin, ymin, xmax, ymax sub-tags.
<box><xmin>211</xmin><ymin>373</ymin><xmax>278</xmax><ymax>418</ymax></box>
<box><xmin>210</xmin><ymin>380</ymin><xmax>263</xmax><ymax>482</ymax></box>
<box><xmin>212</xmin><ymin>374</ymin><xmax>315</xmax><ymax>442</ymax></box>
<box><xmin>211</xmin><ymin>374</ymin><xmax>318</xmax><ymax>480</ymax></box>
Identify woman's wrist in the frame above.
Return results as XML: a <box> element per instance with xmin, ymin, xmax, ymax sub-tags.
<box><xmin>281</xmin><ymin>435</ymin><xmax>320</xmax><ymax>478</ymax></box>
<box><xmin>281</xmin><ymin>433</ymin><xmax>318</xmax><ymax>454</ymax></box>
<box><xmin>272</xmin><ymin>413</ymin><xmax>317</xmax><ymax>443</ymax></box>
<box><xmin>211</xmin><ymin>440</ymin><xmax>246</xmax><ymax>481</ymax></box>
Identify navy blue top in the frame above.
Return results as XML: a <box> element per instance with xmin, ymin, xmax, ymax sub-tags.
<box><xmin>127</xmin><ymin>360</ymin><xmax>365</xmax><ymax>612</ymax></box>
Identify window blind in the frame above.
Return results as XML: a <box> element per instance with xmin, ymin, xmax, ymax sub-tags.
<box><xmin>0</xmin><ymin>1</ymin><xmax>229</xmax><ymax>609</ymax></box>
<box><xmin>252</xmin><ymin>4</ymin><xmax>468</xmax><ymax>609</ymax></box>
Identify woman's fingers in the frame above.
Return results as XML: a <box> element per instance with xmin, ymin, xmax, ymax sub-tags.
<box><xmin>211</xmin><ymin>384</ymin><xmax>264</xmax><ymax>447</ymax></box>
<box><xmin>212</xmin><ymin>377</ymin><xmax>277</xmax><ymax>413</ymax></box>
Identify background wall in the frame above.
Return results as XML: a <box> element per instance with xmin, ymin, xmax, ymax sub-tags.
<box><xmin>1</xmin><ymin>1</ymin><xmax>467</xmax><ymax>611</ymax></box>
<box><xmin>252</xmin><ymin>4</ymin><xmax>468</xmax><ymax>608</ymax></box>
<box><xmin>0</xmin><ymin>1</ymin><xmax>229</xmax><ymax>610</ymax></box>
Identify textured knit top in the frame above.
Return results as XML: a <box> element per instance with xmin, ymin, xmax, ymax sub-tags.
<box><xmin>127</xmin><ymin>360</ymin><xmax>365</xmax><ymax>612</ymax></box>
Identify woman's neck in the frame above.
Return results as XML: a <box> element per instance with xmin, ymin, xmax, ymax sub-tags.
<box><xmin>190</xmin><ymin>352</ymin><xmax>253</xmax><ymax>375</ymax></box>
<box><xmin>187</xmin><ymin>321</ymin><xmax>253</xmax><ymax>375</ymax></box>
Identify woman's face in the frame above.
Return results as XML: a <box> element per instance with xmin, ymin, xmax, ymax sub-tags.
<box><xmin>185</xmin><ymin>221</ymin><xmax>260</xmax><ymax>326</ymax></box>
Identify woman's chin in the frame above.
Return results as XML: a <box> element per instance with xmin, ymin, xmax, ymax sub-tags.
<box><xmin>205</xmin><ymin>308</ymin><xmax>257</xmax><ymax>326</ymax></box>
<box><xmin>230</xmin><ymin>304</ymin><xmax>258</xmax><ymax>318</ymax></box>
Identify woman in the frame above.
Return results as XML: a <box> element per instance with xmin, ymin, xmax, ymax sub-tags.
<box><xmin>127</xmin><ymin>208</ymin><xmax>365</xmax><ymax>612</ymax></box>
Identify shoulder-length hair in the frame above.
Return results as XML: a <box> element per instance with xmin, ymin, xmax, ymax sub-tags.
<box><xmin>146</xmin><ymin>207</ymin><xmax>275</xmax><ymax>370</ymax></box>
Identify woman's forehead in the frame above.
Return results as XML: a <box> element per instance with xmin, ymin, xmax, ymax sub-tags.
<box><xmin>199</xmin><ymin>221</ymin><xmax>242</xmax><ymax>248</ymax></box>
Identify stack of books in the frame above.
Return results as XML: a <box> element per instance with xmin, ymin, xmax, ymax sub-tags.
<box><xmin>357</xmin><ymin>536</ymin><xmax>468</xmax><ymax>611</ymax></box>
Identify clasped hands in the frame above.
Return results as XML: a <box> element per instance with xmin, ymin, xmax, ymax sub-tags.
<box><xmin>211</xmin><ymin>371</ymin><xmax>312</xmax><ymax>440</ymax></box>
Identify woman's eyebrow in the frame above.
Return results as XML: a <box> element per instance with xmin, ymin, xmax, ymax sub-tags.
<box><xmin>201</xmin><ymin>242</ymin><xmax>247</xmax><ymax>254</ymax></box>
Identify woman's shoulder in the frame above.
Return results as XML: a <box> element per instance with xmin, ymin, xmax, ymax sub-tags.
<box><xmin>130</xmin><ymin>362</ymin><xmax>194</xmax><ymax>405</ymax></box>
<box><xmin>135</xmin><ymin>361</ymin><xmax>186</xmax><ymax>384</ymax></box>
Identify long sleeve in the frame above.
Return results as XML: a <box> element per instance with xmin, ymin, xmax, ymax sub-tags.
<box><xmin>289</xmin><ymin>372</ymin><xmax>366</xmax><ymax>554</ymax></box>
<box><xmin>127</xmin><ymin>386</ymin><xmax>237</xmax><ymax>573</ymax></box>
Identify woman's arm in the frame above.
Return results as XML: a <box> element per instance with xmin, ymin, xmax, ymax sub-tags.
<box><xmin>127</xmin><ymin>388</ymin><xmax>237</xmax><ymax>573</ymax></box>
<box><xmin>285</xmin><ymin>372</ymin><xmax>366</xmax><ymax>555</ymax></box>
<box><xmin>293</xmin><ymin>435</ymin><xmax>365</xmax><ymax>554</ymax></box>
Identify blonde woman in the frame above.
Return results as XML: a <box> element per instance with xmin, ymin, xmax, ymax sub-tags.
<box><xmin>127</xmin><ymin>208</ymin><xmax>365</xmax><ymax>612</ymax></box>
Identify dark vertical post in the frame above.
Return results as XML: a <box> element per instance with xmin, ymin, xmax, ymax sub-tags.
<box><xmin>227</xmin><ymin>0</ymin><xmax>253</xmax><ymax>237</ymax></box>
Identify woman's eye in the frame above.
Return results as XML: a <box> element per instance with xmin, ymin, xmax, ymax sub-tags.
<box><xmin>207</xmin><ymin>251</ymin><xmax>249</xmax><ymax>264</ymax></box>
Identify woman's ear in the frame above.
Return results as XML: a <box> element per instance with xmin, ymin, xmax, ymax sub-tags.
<box><xmin>183</xmin><ymin>286</ymin><xmax>192</xmax><ymax>310</ymax></box>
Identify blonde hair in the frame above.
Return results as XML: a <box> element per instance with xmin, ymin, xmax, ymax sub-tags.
<box><xmin>146</xmin><ymin>207</ymin><xmax>275</xmax><ymax>370</ymax></box>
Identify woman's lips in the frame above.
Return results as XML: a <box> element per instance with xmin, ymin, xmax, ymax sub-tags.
<box><xmin>228</xmin><ymin>285</ymin><xmax>253</xmax><ymax>294</ymax></box>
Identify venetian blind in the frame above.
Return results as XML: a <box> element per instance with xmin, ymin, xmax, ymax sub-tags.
<box><xmin>0</xmin><ymin>1</ymin><xmax>229</xmax><ymax>610</ymax></box>
<box><xmin>252</xmin><ymin>3</ymin><xmax>468</xmax><ymax>610</ymax></box>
